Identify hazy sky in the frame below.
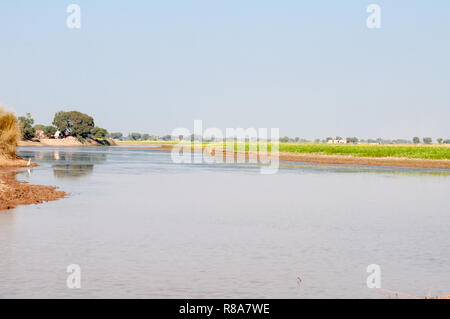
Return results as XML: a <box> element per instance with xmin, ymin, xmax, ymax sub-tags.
<box><xmin>0</xmin><ymin>0</ymin><xmax>449</xmax><ymax>139</ymax></box>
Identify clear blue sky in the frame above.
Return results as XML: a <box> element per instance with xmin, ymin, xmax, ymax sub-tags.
<box><xmin>1</xmin><ymin>0</ymin><xmax>449</xmax><ymax>139</ymax></box>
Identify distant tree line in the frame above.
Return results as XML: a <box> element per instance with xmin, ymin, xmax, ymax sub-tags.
<box><xmin>106</xmin><ymin>132</ymin><xmax>450</xmax><ymax>145</ymax></box>
<box><xmin>17</xmin><ymin>114</ymin><xmax>450</xmax><ymax>146</ymax></box>
<box><xmin>110</xmin><ymin>132</ymin><xmax>173</xmax><ymax>141</ymax></box>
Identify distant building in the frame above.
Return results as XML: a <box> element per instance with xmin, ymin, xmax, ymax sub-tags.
<box><xmin>327</xmin><ymin>139</ymin><xmax>346</xmax><ymax>144</ymax></box>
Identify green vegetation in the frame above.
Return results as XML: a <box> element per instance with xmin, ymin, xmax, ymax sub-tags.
<box><xmin>128</xmin><ymin>132</ymin><xmax>142</xmax><ymax>141</ymax></box>
<box><xmin>53</xmin><ymin>111</ymin><xmax>94</xmax><ymax>138</ymax></box>
<box><xmin>43</xmin><ymin>125</ymin><xmax>57</xmax><ymax>137</ymax></box>
<box><xmin>0</xmin><ymin>107</ymin><xmax>20</xmax><ymax>158</ymax></box>
<box><xmin>13</xmin><ymin>110</ymin><xmax>111</xmax><ymax>144</ymax></box>
<box><xmin>18</xmin><ymin>113</ymin><xmax>35</xmax><ymax>140</ymax></box>
<box><xmin>109</xmin><ymin>132</ymin><xmax>123</xmax><ymax>140</ymax></box>
<box><xmin>117</xmin><ymin>140</ymin><xmax>450</xmax><ymax>160</ymax></box>
<box><xmin>52</xmin><ymin>110</ymin><xmax>109</xmax><ymax>141</ymax></box>
<box><xmin>279</xmin><ymin>143</ymin><xmax>450</xmax><ymax>160</ymax></box>
<box><xmin>91</xmin><ymin>126</ymin><xmax>108</xmax><ymax>139</ymax></box>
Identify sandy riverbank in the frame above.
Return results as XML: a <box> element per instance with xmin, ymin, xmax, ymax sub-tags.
<box><xmin>0</xmin><ymin>158</ymin><xmax>66</xmax><ymax>210</ymax></box>
<box><xmin>18</xmin><ymin>137</ymin><xmax>116</xmax><ymax>147</ymax></box>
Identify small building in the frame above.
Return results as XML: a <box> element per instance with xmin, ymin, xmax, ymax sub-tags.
<box><xmin>328</xmin><ymin>139</ymin><xmax>346</xmax><ymax>144</ymax></box>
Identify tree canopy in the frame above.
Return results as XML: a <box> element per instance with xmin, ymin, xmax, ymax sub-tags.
<box><xmin>53</xmin><ymin>111</ymin><xmax>94</xmax><ymax>138</ymax></box>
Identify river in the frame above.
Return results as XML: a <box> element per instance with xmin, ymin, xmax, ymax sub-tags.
<box><xmin>0</xmin><ymin>146</ymin><xmax>449</xmax><ymax>298</ymax></box>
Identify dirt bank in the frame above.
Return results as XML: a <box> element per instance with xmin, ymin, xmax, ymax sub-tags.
<box><xmin>0</xmin><ymin>158</ymin><xmax>66</xmax><ymax>210</ymax></box>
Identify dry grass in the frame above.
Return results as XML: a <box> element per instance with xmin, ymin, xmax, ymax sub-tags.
<box><xmin>0</xmin><ymin>107</ymin><xmax>20</xmax><ymax>159</ymax></box>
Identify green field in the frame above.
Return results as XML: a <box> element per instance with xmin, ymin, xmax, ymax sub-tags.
<box><xmin>278</xmin><ymin>143</ymin><xmax>450</xmax><ymax>160</ymax></box>
<box><xmin>117</xmin><ymin>141</ymin><xmax>450</xmax><ymax>160</ymax></box>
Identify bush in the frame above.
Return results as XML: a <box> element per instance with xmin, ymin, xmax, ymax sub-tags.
<box><xmin>90</xmin><ymin>126</ymin><xmax>108</xmax><ymax>139</ymax></box>
<box><xmin>0</xmin><ymin>107</ymin><xmax>20</xmax><ymax>158</ymax></box>
<box><xmin>43</xmin><ymin>125</ymin><xmax>57</xmax><ymax>137</ymax></box>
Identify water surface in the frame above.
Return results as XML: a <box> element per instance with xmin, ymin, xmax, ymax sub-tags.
<box><xmin>1</xmin><ymin>146</ymin><xmax>449</xmax><ymax>298</ymax></box>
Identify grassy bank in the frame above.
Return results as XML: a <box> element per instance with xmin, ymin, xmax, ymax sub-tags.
<box><xmin>117</xmin><ymin>140</ymin><xmax>450</xmax><ymax>160</ymax></box>
<box><xmin>278</xmin><ymin>143</ymin><xmax>450</xmax><ymax>160</ymax></box>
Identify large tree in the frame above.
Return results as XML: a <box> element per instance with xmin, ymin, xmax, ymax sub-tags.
<box><xmin>18</xmin><ymin>113</ymin><xmax>35</xmax><ymax>140</ymax></box>
<box><xmin>53</xmin><ymin>111</ymin><xmax>94</xmax><ymax>138</ymax></box>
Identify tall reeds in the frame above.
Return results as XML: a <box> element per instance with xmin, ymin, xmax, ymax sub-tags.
<box><xmin>0</xmin><ymin>107</ymin><xmax>20</xmax><ymax>158</ymax></box>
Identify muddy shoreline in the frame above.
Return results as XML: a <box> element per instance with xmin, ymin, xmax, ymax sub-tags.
<box><xmin>0</xmin><ymin>158</ymin><xmax>66</xmax><ymax>210</ymax></box>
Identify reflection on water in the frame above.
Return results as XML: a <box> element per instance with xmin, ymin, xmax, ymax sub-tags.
<box><xmin>5</xmin><ymin>146</ymin><xmax>450</xmax><ymax>299</ymax></box>
<box><xmin>31</xmin><ymin>149</ymin><xmax>107</xmax><ymax>164</ymax></box>
<box><xmin>19</xmin><ymin>148</ymin><xmax>107</xmax><ymax>180</ymax></box>
<box><xmin>281</xmin><ymin>162</ymin><xmax>450</xmax><ymax>177</ymax></box>
<box><xmin>53</xmin><ymin>164</ymin><xmax>94</xmax><ymax>178</ymax></box>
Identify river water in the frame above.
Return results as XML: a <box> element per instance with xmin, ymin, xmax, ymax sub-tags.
<box><xmin>0</xmin><ymin>146</ymin><xmax>449</xmax><ymax>298</ymax></box>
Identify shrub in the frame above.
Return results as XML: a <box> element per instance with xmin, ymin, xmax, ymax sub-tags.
<box><xmin>43</xmin><ymin>125</ymin><xmax>57</xmax><ymax>137</ymax></box>
<box><xmin>90</xmin><ymin>126</ymin><xmax>108</xmax><ymax>139</ymax></box>
<box><xmin>0</xmin><ymin>107</ymin><xmax>20</xmax><ymax>158</ymax></box>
